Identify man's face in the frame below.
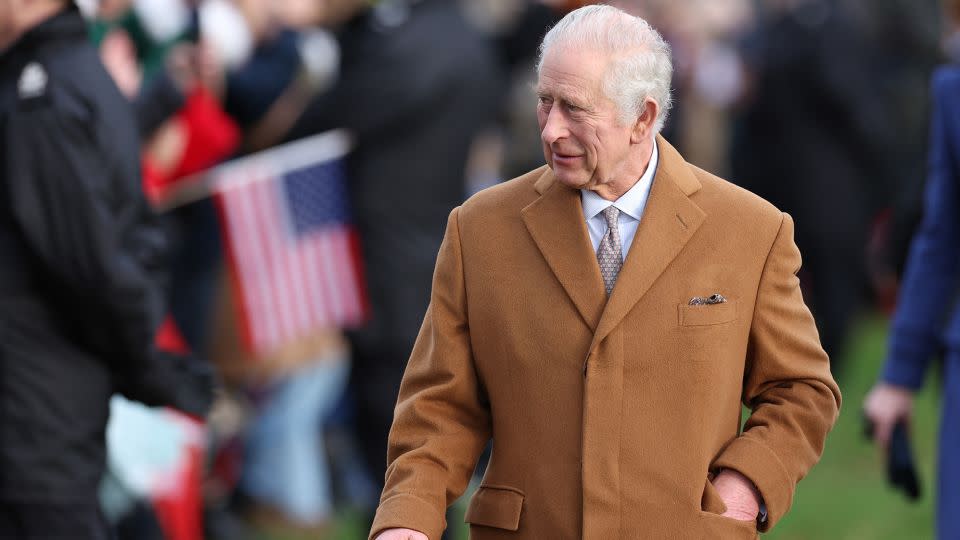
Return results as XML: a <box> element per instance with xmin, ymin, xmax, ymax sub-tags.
<box><xmin>0</xmin><ymin>0</ymin><xmax>17</xmax><ymax>49</ymax></box>
<box><xmin>536</xmin><ymin>46</ymin><xmax>637</xmax><ymax>195</ymax></box>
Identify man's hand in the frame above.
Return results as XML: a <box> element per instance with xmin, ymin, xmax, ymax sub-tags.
<box><xmin>712</xmin><ymin>469</ymin><xmax>761</xmax><ymax>522</ymax></box>
<box><xmin>374</xmin><ymin>528</ymin><xmax>428</xmax><ymax>540</ymax></box>
<box><xmin>864</xmin><ymin>382</ymin><xmax>915</xmax><ymax>449</ymax></box>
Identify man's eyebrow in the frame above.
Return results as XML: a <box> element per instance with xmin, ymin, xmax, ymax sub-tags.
<box><xmin>534</xmin><ymin>87</ymin><xmax>578</xmax><ymax>102</ymax></box>
<box><xmin>532</xmin><ymin>83</ymin><xmax>591</xmax><ymax>110</ymax></box>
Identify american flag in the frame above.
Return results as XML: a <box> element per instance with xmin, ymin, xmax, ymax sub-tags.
<box><xmin>212</xmin><ymin>132</ymin><xmax>367</xmax><ymax>354</ymax></box>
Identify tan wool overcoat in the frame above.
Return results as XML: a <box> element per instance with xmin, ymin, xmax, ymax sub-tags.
<box><xmin>371</xmin><ymin>137</ymin><xmax>841</xmax><ymax>539</ymax></box>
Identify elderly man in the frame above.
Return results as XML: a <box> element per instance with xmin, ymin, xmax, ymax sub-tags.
<box><xmin>372</xmin><ymin>6</ymin><xmax>840</xmax><ymax>539</ymax></box>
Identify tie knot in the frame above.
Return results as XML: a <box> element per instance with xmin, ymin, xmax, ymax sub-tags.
<box><xmin>602</xmin><ymin>206</ymin><xmax>620</xmax><ymax>228</ymax></box>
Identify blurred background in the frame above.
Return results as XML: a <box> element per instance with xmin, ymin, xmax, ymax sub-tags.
<box><xmin>29</xmin><ymin>0</ymin><xmax>959</xmax><ymax>538</ymax></box>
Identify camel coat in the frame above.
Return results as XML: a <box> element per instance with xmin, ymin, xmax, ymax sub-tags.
<box><xmin>370</xmin><ymin>137</ymin><xmax>841</xmax><ymax>539</ymax></box>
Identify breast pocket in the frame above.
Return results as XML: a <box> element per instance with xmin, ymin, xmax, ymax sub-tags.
<box><xmin>678</xmin><ymin>299</ymin><xmax>738</xmax><ymax>327</ymax></box>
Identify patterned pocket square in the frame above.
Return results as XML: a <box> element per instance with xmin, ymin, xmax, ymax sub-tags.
<box><xmin>688</xmin><ymin>294</ymin><xmax>727</xmax><ymax>306</ymax></box>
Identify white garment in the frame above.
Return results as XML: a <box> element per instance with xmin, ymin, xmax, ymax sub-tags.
<box><xmin>580</xmin><ymin>141</ymin><xmax>659</xmax><ymax>260</ymax></box>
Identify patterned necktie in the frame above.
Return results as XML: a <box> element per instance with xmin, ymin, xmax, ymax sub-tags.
<box><xmin>597</xmin><ymin>206</ymin><xmax>623</xmax><ymax>295</ymax></box>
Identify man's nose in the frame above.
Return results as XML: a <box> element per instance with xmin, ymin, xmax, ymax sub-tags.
<box><xmin>540</xmin><ymin>107</ymin><xmax>568</xmax><ymax>144</ymax></box>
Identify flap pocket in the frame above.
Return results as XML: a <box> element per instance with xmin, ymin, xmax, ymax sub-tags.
<box><xmin>698</xmin><ymin>511</ymin><xmax>758</xmax><ymax>539</ymax></box>
<box><xmin>464</xmin><ymin>485</ymin><xmax>525</xmax><ymax>531</ymax></box>
<box><xmin>699</xmin><ymin>477</ymin><xmax>757</xmax><ymax>538</ymax></box>
<box><xmin>678</xmin><ymin>299</ymin><xmax>738</xmax><ymax>326</ymax></box>
<box><xmin>701</xmin><ymin>477</ymin><xmax>728</xmax><ymax>515</ymax></box>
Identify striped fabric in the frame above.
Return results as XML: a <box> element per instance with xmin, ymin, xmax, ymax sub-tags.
<box><xmin>213</xmin><ymin>133</ymin><xmax>367</xmax><ymax>354</ymax></box>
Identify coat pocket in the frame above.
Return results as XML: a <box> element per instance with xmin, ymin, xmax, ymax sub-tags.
<box><xmin>700</xmin><ymin>477</ymin><xmax>728</xmax><ymax>514</ymax></box>
<box><xmin>464</xmin><ymin>485</ymin><xmax>525</xmax><ymax>531</ymax></box>
<box><xmin>698</xmin><ymin>511</ymin><xmax>759</xmax><ymax>539</ymax></box>
<box><xmin>699</xmin><ymin>477</ymin><xmax>758</xmax><ymax>539</ymax></box>
<box><xmin>678</xmin><ymin>299</ymin><xmax>738</xmax><ymax>326</ymax></box>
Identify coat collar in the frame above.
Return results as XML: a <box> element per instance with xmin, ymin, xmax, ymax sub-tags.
<box><xmin>522</xmin><ymin>135</ymin><xmax>705</xmax><ymax>347</ymax></box>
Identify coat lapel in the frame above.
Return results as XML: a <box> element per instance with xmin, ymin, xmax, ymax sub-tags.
<box><xmin>520</xmin><ymin>137</ymin><xmax>705</xmax><ymax>340</ymax></box>
<box><xmin>522</xmin><ymin>168</ymin><xmax>607</xmax><ymax>332</ymax></box>
<box><xmin>589</xmin><ymin>136</ymin><xmax>705</xmax><ymax>352</ymax></box>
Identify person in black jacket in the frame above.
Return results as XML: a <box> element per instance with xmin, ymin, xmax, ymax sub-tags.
<box><xmin>0</xmin><ymin>2</ymin><xmax>212</xmax><ymax>538</ymax></box>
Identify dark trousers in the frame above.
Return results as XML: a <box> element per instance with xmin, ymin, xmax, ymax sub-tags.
<box><xmin>0</xmin><ymin>502</ymin><xmax>110</xmax><ymax>540</ymax></box>
<box><xmin>938</xmin><ymin>351</ymin><xmax>960</xmax><ymax>540</ymax></box>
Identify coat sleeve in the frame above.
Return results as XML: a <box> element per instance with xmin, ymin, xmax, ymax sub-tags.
<box><xmin>712</xmin><ymin>213</ymin><xmax>841</xmax><ymax>531</ymax></box>
<box><xmin>6</xmin><ymin>101</ymin><xmax>212</xmax><ymax>416</ymax></box>
<box><xmin>370</xmin><ymin>207</ymin><xmax>492</xmax><ymax>540</ymax></box>
<box><xmin>881</xmin><ymin>67</ymin><xmax>960</xmax><ymax>389</ymax></box>
<box><xmin>7</xmin><ymin>104</ymin><xmax>165</xmax><ymax>369</ymax></box>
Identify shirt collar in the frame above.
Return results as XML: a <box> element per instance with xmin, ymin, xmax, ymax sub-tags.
<box><xmin>581</xmin><ymin>140</ymin><xmax>659</xmax><ymax>221</ymax></box>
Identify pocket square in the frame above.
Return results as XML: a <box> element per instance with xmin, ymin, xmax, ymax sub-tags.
<box><xmin>688</xmin><ymin>293</ymin><xmax>727</xmax><ymax>306</ymax></box>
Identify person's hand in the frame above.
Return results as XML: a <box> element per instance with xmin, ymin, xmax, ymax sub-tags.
<box><xmin>100</xmin><ymin>30</ymin><xmax>142</xmax><ymax>98</ymax></box>
<box><xmin>374</xmin><ymin>528</ymin><xmax>428</xmax><ymax>540</ymax></box>
<box><xmin>165</xmin><ymin>43</ymin><xmax>199</xmax><ymax>95</ymax></box>
<box><xmin>164</xmin><ymin>43</ymin><xmax>225</xmax><ymax>99</ymax></box>
<box><xmin>116</xmin><ymin>351</ymin><xmax>217</xmax><ymax>418</ymax></box>
<box><xmin>864</xmin><ymin>382</ymin><xmax>915</xmax><ymax>449</ymax></box>
<box><xmin>712</xmin><ymin>469</ymin><xmax>760</xmax><ymax>522</ymax></box>
<box><xmin>195</xmin><ymin>42</ymin><xmax>226</xmax><ymax>99</ymax></box>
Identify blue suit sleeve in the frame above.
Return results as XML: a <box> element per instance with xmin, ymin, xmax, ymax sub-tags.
<box><xmin>882</xmin><ymin>67</ymin><xmax>960</xmax><ymax>390</ymax></box>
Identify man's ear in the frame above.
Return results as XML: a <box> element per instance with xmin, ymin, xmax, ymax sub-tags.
<box><xmin>631</xmin><ymin>98</ymin><xmax>659</xmax><ymax>143</ymax></box>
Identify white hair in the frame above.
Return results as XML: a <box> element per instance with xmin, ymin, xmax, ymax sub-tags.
<box><xmin>537</xmin><ymin>4</ymin><xmax>673</xmax><ymax>133</ymax></box>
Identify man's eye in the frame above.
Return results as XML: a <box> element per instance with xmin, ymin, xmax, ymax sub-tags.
<box><xmin>566</xmin><ymin>104</ymin><xmax>583</xmax><ymax>113</ymax></box>
<box><xmin>538</xmin><ymin>96</ymin><xmax>553</xmax><ymax>106</ymax></box>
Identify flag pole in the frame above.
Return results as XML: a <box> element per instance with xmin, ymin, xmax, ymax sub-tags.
<box><xmin>153</xmin><ymin>129</ymin><xmax>353</xmax><ymax>212</ymax></box>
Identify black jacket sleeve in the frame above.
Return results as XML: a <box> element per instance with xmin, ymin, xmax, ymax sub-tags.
<box><xmin>6</xmin><ymin>99</ymin><xmax>212</xmax><ymax>415</ymax></box>
<box><xmin>8</xmin><ymin>103</ymin><xmax>163</xmax><ymax>360</ymax></box>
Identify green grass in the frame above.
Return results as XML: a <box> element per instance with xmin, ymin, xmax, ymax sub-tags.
<box><xmin>330</xmin><ymin>314</ymin><xmax>939</xmax><ymax>539</ymax></box>
<box><xmin>767</xmin><ymin>315</ymin><xmax>938</xmax><ymax>540</ymax></box>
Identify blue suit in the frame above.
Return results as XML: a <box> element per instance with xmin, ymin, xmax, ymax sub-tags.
<box><xmin>881</xmin><ymin>66</ymin><xmax>960</xmax><ymax>539</ymax></box>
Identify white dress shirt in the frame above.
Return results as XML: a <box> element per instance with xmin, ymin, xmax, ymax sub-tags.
<box><xmin>581</xmin><ymin>141</ymin><xmax>659</xmax><ymax>260</ymax></box>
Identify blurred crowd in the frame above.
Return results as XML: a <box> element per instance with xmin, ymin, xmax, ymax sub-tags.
<box><xmin>2</xmin><ymin>0</ymin><xmax>957</xmax><ymax>539</ymax></box>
